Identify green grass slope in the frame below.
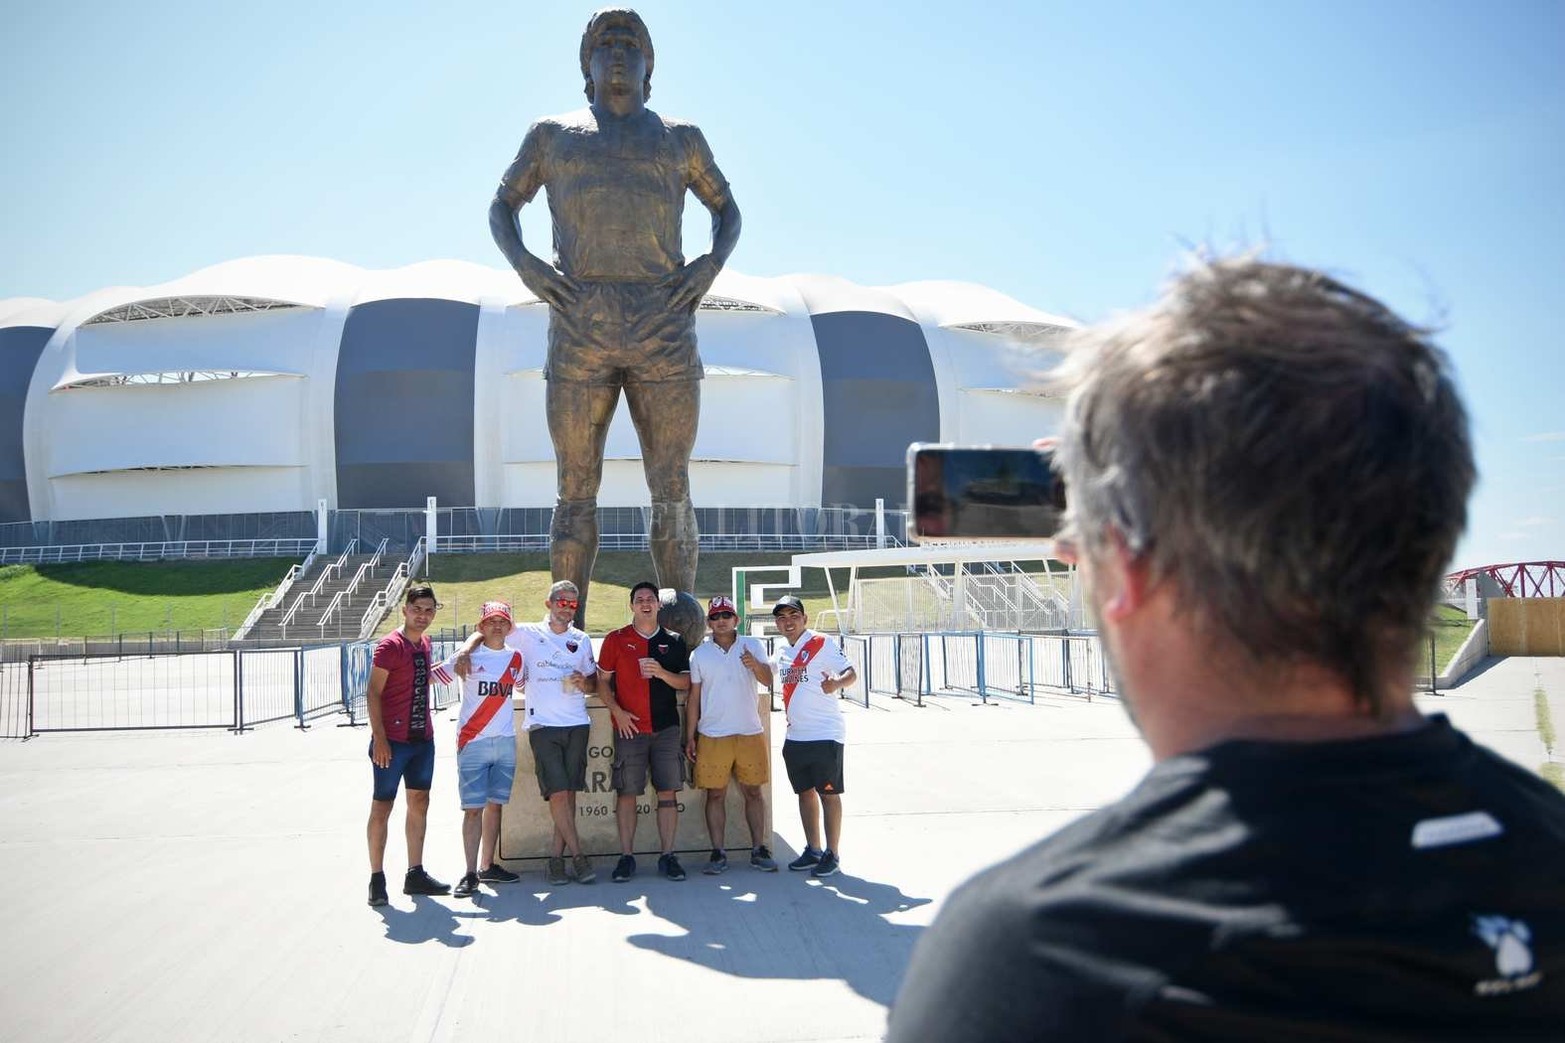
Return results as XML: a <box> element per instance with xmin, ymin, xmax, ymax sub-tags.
<box><xmin>0</xmin><ymin>559</ymin><xmax>300</xmax><ymax>638</ymax></box>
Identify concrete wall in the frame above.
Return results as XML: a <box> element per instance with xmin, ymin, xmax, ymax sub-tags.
<box><xmin>1487</xmin><ymin>598</ymin><xmax>1565</xmax><ymax>656</ymax></box>
<box><xmin>1438</xmin><ymin>619</ymin><xmax>1489</xmax><ymax>686</ymax></box>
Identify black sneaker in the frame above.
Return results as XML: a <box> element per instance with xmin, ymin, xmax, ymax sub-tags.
<box><xmin>788</xmin><ymin>847</ymin><xmax>822</xmax><ymax>872</ymax></box>
<box><xmin>368</xmin><ymin>872</ymin><xmax>388</xmax><ymax>907</ymax></box>
<box><xmin>479</xmin><ymin>863</ymin><xmax>519</xmax><ymax>884</ymax></box>
<box><xmin>810</xmin><ymin>850</ymin><xmax>840</xmax><ymax>878</ymax></box>
<box><xmin>702</xmin><ymin>849</ymin><xmax>728</xmax><ymax>875</ymax></box>
<box><xmin>750</xmin><ymin>845</ymin><xmax>779</xmax><ymax>872</ymax></box>
<box><xmin>453</xmin><ymin>872</ymin><xmax>480</xmax><ymax>898</ymax></box>
<box><xmin>612</xmin><ymin>855</ymin><xmax>636</xmax><ymax>883</ymax></box>
<box><xmin>403</xmin><ymin>865</ymin><xmax>451</xmax><ymax>896</ymax></box>
<box><xmin>658</xmin><ymin>853</ymin><xmax>687</xmax><ymax>881</ymax></box>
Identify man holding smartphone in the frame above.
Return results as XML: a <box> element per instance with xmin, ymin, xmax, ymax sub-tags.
<box><xmin>887</xmin><ymin>258</ymin><xmax>1565</xmax><ymax>1040</ymax></box>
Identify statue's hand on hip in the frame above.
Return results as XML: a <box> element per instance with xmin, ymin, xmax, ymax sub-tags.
<box><xmin>659</xmin><ymin>255</ymin><xmax>719</xmax><ymax>312</ymax></box>
<box><xmin>519</xmin><ymin>255</ymin><xmax>580</xmax><ymax>309</ymax></box>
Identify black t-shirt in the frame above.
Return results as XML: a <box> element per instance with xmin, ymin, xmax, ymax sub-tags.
<box><xmin>644</xmin><ymin>630</ymin><xmax>689</xmax><ymax>733</ymax></box>
<box><xmin>886</xmin><ymin>716</ymin><xmax>1565</xmax><ymax>1042</ymax></box>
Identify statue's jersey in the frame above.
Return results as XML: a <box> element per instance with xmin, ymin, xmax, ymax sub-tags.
<box><xmin>499</xmin><ymin>107</ymin><xmax>731</xmax><ymax>283</ymax></box>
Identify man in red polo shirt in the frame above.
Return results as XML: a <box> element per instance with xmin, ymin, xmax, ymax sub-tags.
<box><xmin>366</xmin><ymin>584</ymin><xmax>450</xmax><ymax>906</ymax></box>
<box><xmin>597</xmin><ymin>581</ymin><xmax>691</xmax><ymax>882</ymax></box>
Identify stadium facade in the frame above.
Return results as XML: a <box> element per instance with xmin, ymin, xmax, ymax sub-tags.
<box><xmin>0</xmin><ymin>256</ymin><xmax>1071</xmax><ymax>546</ymax></box>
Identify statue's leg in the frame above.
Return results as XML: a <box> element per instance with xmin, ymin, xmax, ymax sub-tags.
<box><xmin>547</xmin><ymin>379</ymin><xmax>622</xmax><ymax>628</ymax></box>
<box><xmin>624</xmin><ymin>379</ymin><xmax>700</xmax><ymax>593</ymax></box>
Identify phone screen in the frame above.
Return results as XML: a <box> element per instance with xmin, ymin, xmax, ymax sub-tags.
<box><xmin>907</xmin><ymin>444</ymin><xmax>1065</xmax><ymax>542</ymax></box>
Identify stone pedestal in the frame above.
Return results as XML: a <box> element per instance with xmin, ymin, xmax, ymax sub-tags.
<box><xmin>496</xmin><ymin>693</ymin><xmax>773</xmax><ymax>864</ymax></box>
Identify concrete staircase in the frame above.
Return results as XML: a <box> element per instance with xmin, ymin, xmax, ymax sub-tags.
<box><xmin>236</xmin><ymin>552</ymin><xmax>388</xmax><ymax>645</ymax></box>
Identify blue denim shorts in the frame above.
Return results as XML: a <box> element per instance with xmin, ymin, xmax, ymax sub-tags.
<box><xmin>370</xmin><ymin>738</ymin><xmax>436</xmax><ymax>801</ymax></box>
<box><xmin>457</xmin><ymin>734</ymin><xmax>517</xmax><ymax>809</ymax></box>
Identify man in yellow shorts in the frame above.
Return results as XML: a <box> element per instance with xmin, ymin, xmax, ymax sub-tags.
<box><xmin>684</xmin><ymin>596</ymin><xmax>776</xmax><ymax>873</ymax></box>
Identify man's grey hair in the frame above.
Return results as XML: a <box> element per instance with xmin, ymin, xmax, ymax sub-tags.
<box><xmin>548</xmin><ymin>579</ymin><xmax>580</xmax><ymax>601</ymax></box>
<box><xmin>580</xmin><ymin>8</ymin><xmax>654</xmax><ymax>102</ymax></box>
<box><xmin>1052</xmin><ymin>256</ymin><xmax>1474</xmax><ymax>712</ymax></box>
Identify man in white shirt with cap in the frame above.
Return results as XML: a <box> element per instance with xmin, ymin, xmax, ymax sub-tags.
<box><xmin>685</xmin><ymin>595</ymin><xmax>778</xmax><ymax>873</ymax></box>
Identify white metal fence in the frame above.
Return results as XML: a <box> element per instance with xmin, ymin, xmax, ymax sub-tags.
<box><xmin>847</xmin><ymin>569</ymin><xmax>1080</xmax><ymax>633</ymax></box>
<box><xmin>0</xmin><ymin>539</ymin><xmax>318</xmax><ymax>565</ymax></box>
<box><xmin>841</xmin><ymin>630</ymin><xmax>1116</xmax><ymax>707</ymax></box>
<box><xmin>0</xmin><ymin>642</ymin><xmax>458</xmax><ymax>737</ymax></box>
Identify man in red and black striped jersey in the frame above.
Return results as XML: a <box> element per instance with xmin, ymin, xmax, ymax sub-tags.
<box><xmin>597</xmin><ymin>581</ymin><xmax>691</xmax><ymax>882</ymax></box>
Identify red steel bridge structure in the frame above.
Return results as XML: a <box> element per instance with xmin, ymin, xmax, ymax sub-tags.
<box><xmin>1444</xmin><ymin>561</ymin><xmax>1565</xmax><ymax>600</ymax></box>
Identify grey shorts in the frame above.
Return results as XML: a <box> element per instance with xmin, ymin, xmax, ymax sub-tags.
<box><xmin>546</xmin><ymin>281</ymin><xmax>702</xmax><ymax>385</ymax></box>
<box><xmin>612</xmin><ymin>724</ymin><xmax>683</xmax><ymax>795</ymax></box>
<box><xmin>529</xmin><ymin>724</ymin><xmax>589</xmax><ymax>799</ymax></box>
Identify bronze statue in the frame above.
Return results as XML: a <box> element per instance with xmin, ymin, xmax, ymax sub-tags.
<box><xmin>489</xmin><ymin>7</ymin><xmax>740</xmax><ymax>629</ymax></box>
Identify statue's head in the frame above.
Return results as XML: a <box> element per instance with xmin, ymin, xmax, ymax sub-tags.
<box><xmin>580</xmin><ymin>8</ymin><xmax>654</xmax><ymax>102</ymax></box>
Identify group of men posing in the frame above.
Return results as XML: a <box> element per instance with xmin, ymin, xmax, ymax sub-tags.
<box><xmin>363</xmin><ymin>579</ymin><xmax>855</xmax><ymax>906</ymax></box>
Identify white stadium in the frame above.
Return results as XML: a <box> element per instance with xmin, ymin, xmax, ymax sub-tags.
<box><xmin>0</xmin><ymin>256</ymin><xmax>1072</xmax><ymax>546</ymax></box>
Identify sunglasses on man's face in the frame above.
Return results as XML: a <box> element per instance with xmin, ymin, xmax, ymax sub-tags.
<box><xmin>708</xmin><ymin>611</ymin><xmax>736</xmax><ymax>620</ymax></box>
<box><xmin>553</xmin><ymin>599</ymin><xmax>579</xmax><ymax>610</ymax></box>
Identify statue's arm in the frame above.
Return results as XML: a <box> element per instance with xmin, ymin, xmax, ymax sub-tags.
<box><xmin>660</xmin><ymin>126</ymin><xmax>741</xmax><ymax>311</ymax></box>
<box><xmin>689</xmin><ymin>125</ymin><xmax>741</xmax><ymax>266</ymax></box>
<box><xmin>489</xmin><ymin>123</ymin><xmax>579</xmax><ymax>308</ymax></box>
<box><xmin>705</xmin><ymin>194</ymin><xmax>742</xmax><ymax>271</ymax></box>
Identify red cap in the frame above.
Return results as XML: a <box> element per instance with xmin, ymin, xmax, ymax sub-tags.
<box><xmin>479</xmin><ymin>601</ymin><xmax>514</xmax><ymax>627</ymax></box>
<box><xmin>707</xmin><ymin>595</ymin><xmax>738</xmax><ymax>618</ymax></box>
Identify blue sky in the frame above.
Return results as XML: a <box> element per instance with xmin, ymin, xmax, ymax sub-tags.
<box><xmin>2</xmin><ymin>0</ymin><xmax>1560</xmax><ymax>570</ymax></box>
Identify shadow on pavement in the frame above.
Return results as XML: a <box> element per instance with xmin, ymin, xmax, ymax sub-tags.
<box><xmin>627</xmin><ymin>845</ymin><xmax>930</xmax><ymax>1006</ymax></box>
<box><xmin>373</xmin><ymin>845</ymin><xmax>931</xmax><ymax>1005</ymax></box>
<box><xmin>375</xmin><ymin>894</ymin><xmax>477</xmax><ymax>947</ymax></box>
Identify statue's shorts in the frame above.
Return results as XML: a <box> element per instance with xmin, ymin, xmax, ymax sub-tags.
<box><xmin>546</xmin><ymin>280</ymin><xmax>703</xmax><ymax>386</ymax></box>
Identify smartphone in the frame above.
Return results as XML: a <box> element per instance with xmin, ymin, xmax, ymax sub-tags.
<box><xmin>906</xmin><ymin>443</ymin><xmax>1066</xmax><ymax>542</ymax></box>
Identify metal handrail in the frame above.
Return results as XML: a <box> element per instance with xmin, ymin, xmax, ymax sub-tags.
<box><xmin>342</xmin><ymin>562</ymin><xmax>370</xmax><ymax>600</ymax></box>
<box><xmin>355</xmin><ymin>537</ymin><xmax>425</xmax><ymax>640</ymax></box>
<box><xmin>0</xmin><ymin>538</ymin><xmax>317</xmax><ymax>566</ymax></box>
<box><xmin>359</xmin><ymin>591</ymin><xmax>390</xmax><ymax>637</ymax></box>
<box><xmin>316</xmin><ymin>561</ymin><xmax>371</xmax><ymax>636</ymax></box>
<box><xmin>231</xmin><ymin>546</ymin><xmax>321</xmax><ymax>641</ymax></box>
<box><xmin>368</xmin><ymin>537</ymin><xmax>389</xmax><ymax>571</ymax></box>
<box><xmin>317</xmin><ymin>591</ymin><xmax>347</xmax><ymax>637</ymax></box>
<box><xmin>278</xmin><ymin>589</ymin><xmax>312</xmax><ymax>634</ymax></box>
<box><xmin>359</xmin><ymin>562</ymin><xmax>410</xmax><ymax>639</ymax></box>
<box><xmin>232</xmin><ymin>564</ymin><xmax>301</xmax><ymax>640</ymax></box>
<box><xmin>330</xmin><ymin>540</ymin><xmax>356</xmax><ymax>575</ymax></box>
<box><xmin>304</xmin><ymin>541</ymin><xmax>356</xmax><ymax>604</ymax></box>
<box><xmin>303</xmin><ymin>568</ymin><xmax>333</xmax><ymax>605</ymax></box>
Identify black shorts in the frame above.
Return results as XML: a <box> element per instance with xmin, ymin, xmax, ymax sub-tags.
<box><xmin>529</xmin><ymin>724</ymin><xmax>589</xmax><ymax>799</ymax></box>
<box><xmin>782</xmin><ymin>739</ymin><xmax>845</xmax><ymax>796</ymax></box>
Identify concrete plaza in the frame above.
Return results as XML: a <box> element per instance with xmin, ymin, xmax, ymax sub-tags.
<box><xmin>0</xmin><ymin>657</ymin><xmax>1558</xmax><ymax>1043</ymax></box>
